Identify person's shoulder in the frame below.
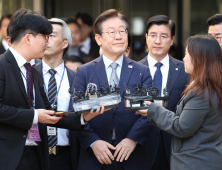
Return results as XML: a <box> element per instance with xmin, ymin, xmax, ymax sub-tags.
<box><xmin>126</xmin><ymin>57</ymin><xmax>148</xmax><ymax>69</ymax></box>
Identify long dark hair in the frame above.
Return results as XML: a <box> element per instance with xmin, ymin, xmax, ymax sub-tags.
<box><xmin>184</xmin><ymin>34</ymin><xmax>222</xmax><ymax>109</ymax></box>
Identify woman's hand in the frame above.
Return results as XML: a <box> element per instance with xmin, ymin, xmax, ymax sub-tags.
<box><xmin>135</xmin><ymin>101</ymin><xmax>152</xmax><ymax>116</ymax></box>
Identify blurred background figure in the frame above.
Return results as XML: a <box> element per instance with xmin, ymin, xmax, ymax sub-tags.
<box><xmin>75</xmin><ymin>12</ymin><xmax>99</xmax><ymax>62</ymax></box>
<box><xmin>65</xmin><ymin>55</ymin><xmax>85</xmax><ymax>72</ymax></box>
<box><xmin>0</xmin><ymin>14</ymin><xmax>11</xmax><ymax>54</ymax></box>
<box><xmin>65</xmin><ymin>18</ymin><xmax>81</xmax><ymax>58</ymax></box>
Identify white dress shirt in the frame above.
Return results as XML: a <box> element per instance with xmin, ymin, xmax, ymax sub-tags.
<box><xmin>9</xmin><ymin>47</ymin><xmax>38</xmax><ymax>146</ymax></box>
<box><xmin>147</xmin><ymin>54</ymin><xmax>169</xmax><ymax>96</ymax></box>
<box><xmin>2</xmin><ymin>39</ymin><xmax>9</xmax><ymax>50</ymax></box>
<box><xmin>80</xmin><ymin>37</ymin><xmax>91</xmax><ymax>54</ymax></box>
<box><xmin>90</xmin><ymin>54</ymin><xmax>123</xmax><ymax>147</ymax></box>
<box><xmin>102</xmin><ymin>54</ymin><xmax>123</xmax><ymax>83</ymax></box>
<box><xmin>42</xmin><ymin>60</ymin><xmax>85</xmax><ymax>146</ymax></box>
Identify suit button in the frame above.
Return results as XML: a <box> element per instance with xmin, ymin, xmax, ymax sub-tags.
<box><xmin>23</xmin><ymin>135</ymin><xmax>26</xmax><ymax>139</ymax></box>
<box><xmin>156</xmin><ymin>132</ymin><xmax>159</xmax><ymax>136</ymax></box>
<box><xmin>109</xmin><ymin>131</ymin><xmax>112</xmax><ymax>134</ymax></box>
<box><xmin>113</xmin><ymin>115</ymin><xmax>116</xmax><ymax>118</ymax></box>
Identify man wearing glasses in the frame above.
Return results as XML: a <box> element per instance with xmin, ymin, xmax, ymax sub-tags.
<box><xmin>71</xmin><ymin>9</ymin><xmax>152</xmax><ymax>170</ymax></box>
<box><xmin>139</xmin><ymin>15</ymin><xmax>188</xmax><ymax>170</ymax></box>
<box><xmin>0</xmin><ymin>9</ymin><xmax>104</xmax><ymax>170</ymax></box>
<box><xmin>207</xmin><ymin>14</ymin><xmax>222</xmax><ymax>49</ymax></box>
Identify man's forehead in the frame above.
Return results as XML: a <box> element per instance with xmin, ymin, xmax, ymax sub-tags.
<box><xmin>148</xmin><ymin>24</ymin><xmax>170</xmax><ymax>33</ymax></box>
<box><xmin>102</xmin><ymin>18</ymin><xmax>125</xmax><ymax>29</ymax></box>
<box><xmin>208</xmin><ymin>24</ymin><xmax>222</xmax><ymax>34</ymax></box>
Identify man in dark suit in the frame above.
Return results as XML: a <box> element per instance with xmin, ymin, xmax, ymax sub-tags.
<box><xmin>207</xmin><ymin>14</ymin><xmax>222</xmax><ymax>50</ymax></box>
<box><xmin>75</xmin><ymin>12</ymin><xmax>100</xmax><ymax>62</ymax></box>
<box><xmin>0</xmin><ymin>14</ymin><xmax>11</xmax><ymax>54</ymax></box>
<box><xmin>71</xmin><ymin>9</ymin><xmax>153</xmax><ymax>170</ymax></box>
<box><xmin>34</xmin><ymin>18</ymin><xmax>81</xmax><ymax>170</ymax></box>
<box><xmin>1</xmin><ymin>9</ymin><xmax>104</xmax><ymax>170</ymax></box>
<box><xmin>138</xmin><ymin>15</ymin><xmax>188</xmax><ymax>170</ymax></box>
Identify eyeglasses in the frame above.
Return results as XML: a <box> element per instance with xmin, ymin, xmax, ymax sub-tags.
<box><xmin>213</xmin><ymin>36</ymin><xmax>222</xmax><ymax>43</ymax></box>
<box><xmin>147</xmin><ymin>34</ymin><xmax>171</xmax><ymax>42</ymax></box>
<box><xmin>102</xmin><ymin>29</ymin><xmax>128</xmax><ymax>38</ymax></box>
<box><xmin>30</xmin><ymin>33</ymin><xmax>49</xmax><ymax>43</ymax></box>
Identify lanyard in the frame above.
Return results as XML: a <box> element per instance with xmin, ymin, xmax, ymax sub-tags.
<box><xmin>20</xmin><ymin>69</ymin><xmax>35</xmax><ymax>107</ymax></box>
<box><xmin>42</xmin><ymin>67</ymin><xmax>66</xmax><ymax>107</ymax></box>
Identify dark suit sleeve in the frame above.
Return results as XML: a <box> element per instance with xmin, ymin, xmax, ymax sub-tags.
<box><xmin>126</xmin><ymin>67</ymin><xmax>153</xmax><ymax>145</ymax></box>
<box><xmin>0</xmin><ymin>63</ymin><xmax>34</xmax><ymax>130</ymax></box>
<box><xmin>34</xmin><ymin>69</ymin><xmax>83</xmax><ymax>131</ymax></box>
<box><xmin>147</xmin><ymin>91</ymin><xmax>210</xmax><ymax>138</ymax></box>
<box><xmin>70</xmin><ymin>66</ymin><xmax>100</xmax><ymax>150</ymax></box>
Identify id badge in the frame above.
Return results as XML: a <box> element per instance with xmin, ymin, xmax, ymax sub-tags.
<box><xmin>154</xmin><ymin>100</ymin><xmax>164</xmax><ymax>106</ymax></box>
<box><xmin>28</xmin><ymin>124</ymin><xmax>41</xmax><ymax>141</ymax></box>
<box><xmin>47</xmin><ymin>126</ymin><xmax>56</xmax><ymax>136</ymax></box>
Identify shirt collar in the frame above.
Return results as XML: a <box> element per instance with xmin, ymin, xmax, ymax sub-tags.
<box><xmin>81</xmin><ymin>37</ymin><xmax>91</xmax><ymax>48</ymax></box>
<box><xmin>102</xmin><ymin>54</ymin><xmax>123</xmax><ymax>70</ymax></box>
<box><xmin>42</xmin><ymin>60</ymin><xmax>65</xmax><ymax>77</ymax></box>
<box><xmin>9</xmin><ymin>47</ymin><xmax>27</xmax><ymax>68</ymax></box>
<box><xmin>29</xmin><ymin>59</ymin><xmax>35</xmax><ymax>66</ymax></box>
<box><xmin>2</xmin><ymin>39</ymin><xmax>9</xmax><ymax>50</ymax></box>
<box><xmin>147</xmin><ymin>53</ymin><xmax>169</xmax><ymax>68</ymax></box>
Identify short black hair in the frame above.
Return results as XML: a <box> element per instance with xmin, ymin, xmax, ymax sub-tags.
<box><xmin>0</xmin><ymin>14</ymin><xmax>12</xmax><ymax>28</ymax></box>
<box><xmin>145</xmin><ymin>15</ymin><xmax>175</xmax><ymax>37</ymax></box>
<box><xmin>65</xmin><ymin>55</ymin><xmax>85</xmax><ymax>65</ymax></box>
<box><xmin>75</xmin><ymin>12</ymin><xmax>93</xmax><ymax>26</ymax></box>
<box><xmin>207</xmin><ymin>14</ymin><xmax>222</xmax><ymax>27</ymax></box>
<box><xmin>65</xmin><ymin>18</ymin><xmax>81</xmax><ymax>29</ymax></box>
<box><xmin>8</xmin><ymin>9</ymin><xmax>52</xmax><ymax>44</ymax></box>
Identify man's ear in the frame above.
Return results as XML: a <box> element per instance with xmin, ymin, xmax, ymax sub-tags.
<box><xmin>24</xmin><ymin>34</ymin><xmax>32</xmax><ymax>45</ymax></box>
<box><xmin>95</xmin><ymin>34</ymin><xmax>102</xmax><ymax>46</ymax></box>
<box><xmin>62</xmin><ymin>40</ymin><xmax>69</xmax><ymax>50</ymax></box>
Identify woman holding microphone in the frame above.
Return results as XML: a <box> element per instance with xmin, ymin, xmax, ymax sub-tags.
<box><xmin>137</xmin><ymin>34</ymin><xmax>222</xmax><ymax>169</ymax></box>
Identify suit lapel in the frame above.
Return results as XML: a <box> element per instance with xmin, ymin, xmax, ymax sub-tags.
<box><xmin>167</xmin><ymin>56</ymin><xmax>182</xmax><ymax>94</ymax></box>
<box><xmin>34</xmin><ymin>61</ymin><xmax>43</xmax><ymax>74</ymax></box>
<box><xmin>140</xmin><ymin>56</ymin><xmax>148</xmax><ymax>66</ymax></box>
<box><xmin>92</xmin><ymin>56</ymin><xmax>109</xmax><ymax>87</ymax></box>
<box><xmin>65</xmin><ymin>66</ymin><xmax>75</xmax><ymax>86</ymax></box>
<box><xmin>119</xmin><ymin>56</ymin><xmax>134</xmax><ymax>97</ymax></box>
<box><xmin>6</xmin><ymin>50</ymin><xmax>29</xmax><ymax>105</ymax></box>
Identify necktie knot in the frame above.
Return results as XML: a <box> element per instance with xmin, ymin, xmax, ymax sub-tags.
<box><xmin>110</xmin><ymin>62</ymin><xmax>118</xmax><ymax>70</ymax></box>
<box><xmin>24</xmin><ymin>62</ymin><xmax>32</xmax><ymax>71</ymax></box>
<box><xmin>48</xmin><ymin>69</ymin><xmax>57</xmax><ymax>76</ymax></box>
<box><xmin>155</xmin><ymin>62</ymin><xmax>163</xmax><ymax>69</ymax></box>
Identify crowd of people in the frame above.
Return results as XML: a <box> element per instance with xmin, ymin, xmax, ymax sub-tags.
<box><xmin>0</xmin><ymin>7</ymin><xmax>222</xmax><ymax>170</ymax></box>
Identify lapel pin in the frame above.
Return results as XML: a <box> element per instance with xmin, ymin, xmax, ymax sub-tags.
<box><xmin>175</xmin><ymin>68</ymin><xmax>178</xmax><ymax>71</ymax></box>
<box><xmin>128</xmin><ymin>65</ymin><xmax>133</xmax><ymax>68</ymax></box>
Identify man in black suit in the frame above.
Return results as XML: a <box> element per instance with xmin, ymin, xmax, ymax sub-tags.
<box><xmin>139</xmin><ymin>15</ymin><xmax>188</xmax><ymax>170</ymax></box>
<box><xmin>1</xmin><ymin>9</ymin><xmax>104</xmax><ymax>170</ymax></box>
<box><xmin>75</xmin><ymin>12</ymin><xmax>100</xmax><ymax>62</ymax></box>
<box><xmin>0</xmin><ymin>14</ymin><xmax>11</xmax><ymax>54</ymax></box>
<box><xmin>34</xmin><ymin>18</ymin><xmax>81</xmax><ymax>170</ymax></box>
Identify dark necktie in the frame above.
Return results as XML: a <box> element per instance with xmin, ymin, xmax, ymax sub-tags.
<box><xmin>153</xmin><ymin>62</ymin><xmax>163</xmax><ymax>96</ymax></box>
<box><xmin>48</xmin><ymin>69</ymin><xmax>57</xmax><ymax>105</ymax></box>
<box><xmin>24</xmin><ymin>63</ymin><xmax>33</xmax><ymax>108</ymax></box>
<box><xmin>110</xmin><ymin>62</ymin><xmax>119</xmax><ymax>86</ymax></box>
<box><xmin>47</xmin><ymin>69</ymin><xmax>58</xmax><ymax>148</ymax></box>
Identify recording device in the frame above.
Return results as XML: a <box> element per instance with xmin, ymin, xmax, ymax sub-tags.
<box><xmin>124</xmin><ymin>74</ymin><xmax>170</xmax><ymax>111</ymax></box>
<box><xmin>71</xmin><ymin>77</ymin><xmax>121</xmax><ymax>115</ymax></box>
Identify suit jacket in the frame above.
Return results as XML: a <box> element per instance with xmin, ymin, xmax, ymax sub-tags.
<box><xmin>0</xmin><ymin>41</ymin><xmax>6</xmax><ymax>55</ymax></box>
<box><xmin>139</xmin><ymin>55</ymin><xmax>188</xmax><ymax>167</ymax></box>
<box><xmin>147</xmin><ymin>89</ymin><xmax>222</xmax><ymax>170</ymax></box>
<box><xmin>34</xmin><ymin>61</ymin><xmax>80</xmax><ymax>170</ymax></box>
<box><xmin>71</xmin><ymin>55</ymin><xmax>153</xmax><ymax>170</ymax></box>
<box><xmin>0</xmin><ymin>50</ymin><xmax>83</xmax><ymax>170</ymax></box>
<box><xmin>79</xmin><ymin>39</ymin><xmax>100</xmax><ymax>62</ymax></box>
